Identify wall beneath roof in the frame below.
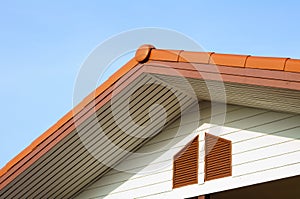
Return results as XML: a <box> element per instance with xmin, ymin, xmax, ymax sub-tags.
<box><xmin>74</xmin><ymin>101</ymin><xmax>300</xmax><ymax>199</ymax></box>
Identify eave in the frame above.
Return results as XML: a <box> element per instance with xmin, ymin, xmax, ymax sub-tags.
<box><xmin>1</xmin><ymin>44</ymin><xmax>300</xmax><ymax>198</ymax></box>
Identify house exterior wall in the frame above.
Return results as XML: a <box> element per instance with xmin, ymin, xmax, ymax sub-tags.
<box><xmin>75</xmin><ymin>101</ymin><xmax>300</xmax><ymax>199</ymax></box>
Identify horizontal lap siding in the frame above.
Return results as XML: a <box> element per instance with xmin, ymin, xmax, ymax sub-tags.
<box><xmin>75</xmin><ymin>102</ymin><xmax>300</xmax><ymax>199</ymax></box>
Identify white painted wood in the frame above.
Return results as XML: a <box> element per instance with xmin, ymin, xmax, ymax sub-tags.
<box><xmin>82</xmin><ymin>170</ymin><xmax>172</xmax><ymax>197</ymax></box>
<box><xmin>233</xmin><ymin>138</ymin><xmax>300</xmax><ymax>165</ymax></box>
<box><xmin>164</xmin><ymin>162</ymin><xmax>300</xmax><ymax>199</ymax></box>
<box><xmin>232</xmin><ymin>127</ymin><xmax>300</xmax><ymax>154</ymax></box>
<box><xmin>75</xmin><ymin>102</ymin><xmax>300</xmax><ymax>199</ymax></box>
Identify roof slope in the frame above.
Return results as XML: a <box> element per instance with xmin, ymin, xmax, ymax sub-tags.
<box><xmin>1</xmin><ymin>44</ymin><xmax>300</xmax><ymax>198</ymax></box>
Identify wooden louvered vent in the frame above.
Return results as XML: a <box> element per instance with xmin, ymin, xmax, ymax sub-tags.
<box><xmin>173</xmin><ymin>136</ymin><xmax>198</xmax><ymax>188</ymax></box>
<box><xmin>205</xmin><ymin>133</ymin><xmax>232</xmax><ymax>181</ymax></box>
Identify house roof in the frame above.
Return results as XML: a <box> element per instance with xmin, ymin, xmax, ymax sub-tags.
<box><xmin>1</xmin><ymin>44</ymin><xmax>300</xmax><ymax>198</ymax></box>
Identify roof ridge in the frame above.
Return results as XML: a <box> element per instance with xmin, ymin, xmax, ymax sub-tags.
<box><xmin>135</xmin><ymin>44</ymin><xmax>300</xmax><ymax>73</ymax></box>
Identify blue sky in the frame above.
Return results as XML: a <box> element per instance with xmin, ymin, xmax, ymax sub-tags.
<box><xmin>1</xmin><ymin>1</ymin><xmax>300</xmax><ymax>168</ymax></box>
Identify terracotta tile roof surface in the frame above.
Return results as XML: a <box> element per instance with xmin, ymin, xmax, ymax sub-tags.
<box><xmin>141</xmin><ymin>44</ymin><xmax>300</xmax><ymax>72</ymax></box>
<box><xmin>1</xmin><ymin>44</ymin><xmax>299</xmax><ymax>191</ymax></box>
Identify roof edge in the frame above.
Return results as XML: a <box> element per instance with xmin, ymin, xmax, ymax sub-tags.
<box><xmin>147</xmin><ymin>48</ymin><xmax>300</xmax><ymax>73</ymax></box>
<box><xmin>1</xmin><ymin>43</ymin><xmax>300</xmax><ymax>185</ymax></box>
<box><xmin>0</xmin><ymin>57</ymin><xmax>139</xmax><ymax>178</ymax></box>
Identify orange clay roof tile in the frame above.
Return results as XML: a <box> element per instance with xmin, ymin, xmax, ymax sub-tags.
<box><xmin>134</xmin><ymin>44</ymin><xmax>155</xmax><ymax>63</ymax></box>
<box><xmin>209</xmin><ymin>53</ymin><xmax>249</xmax><ymax>67</ymax></box>
<box><xmin>245</xmin><ymin>56</ymin><xmax>289</xmax><ymax>71</ymax></box>
<box><xmin>178</xmin><ymin>51</ymin><xmax>213</xmax><ymax>64</ymax></box>
<box><xmin>285</xmin><ymin>58</ymin><xmax>300</xmax><ymax>73</ymax></box>
<box><xmin>148</xmin><ymin>49</ymin><xmax>182</xmax><ymax>62</ymax></box>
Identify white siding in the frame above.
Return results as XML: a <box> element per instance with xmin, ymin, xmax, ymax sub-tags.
<box><xmin>75</xmin><ymin>102</ymin><xmax>300</xmax><ymax>199</ymax></box>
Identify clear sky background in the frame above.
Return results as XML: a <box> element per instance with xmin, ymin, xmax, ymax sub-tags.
<box><xmin>0</xmin><ymin>0</ymin><xmax>300</xmax><ymax>168</ymax></box>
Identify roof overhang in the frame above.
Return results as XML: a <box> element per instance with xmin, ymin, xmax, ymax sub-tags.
<box><xmin>1</xmin><ymin>44</ymin><xmax>300</xmax><ymax>198</ymax></box>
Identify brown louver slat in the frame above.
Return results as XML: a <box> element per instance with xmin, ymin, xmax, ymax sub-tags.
<box><xmin>173</xmin><ymin>136</ymin><xmax>199</xmax><ymax>188</ymax></box>
<box><xmin>205</xmin><ymin>133</ymin><xmax>232</xmax><ymax>181</ymax></box>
